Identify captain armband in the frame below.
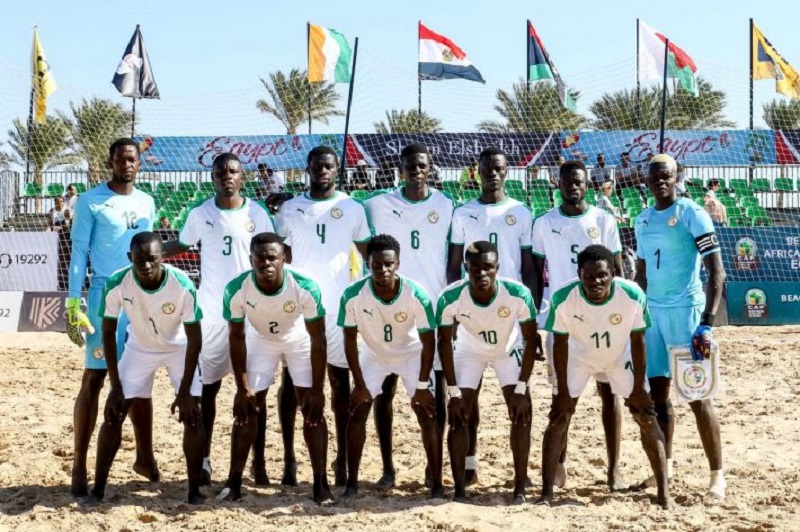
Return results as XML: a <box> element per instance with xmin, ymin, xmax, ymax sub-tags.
<box><xmin>694</xmin><ymin>232</ymin><xmax>720</xmax><ymax>255</ymax></box>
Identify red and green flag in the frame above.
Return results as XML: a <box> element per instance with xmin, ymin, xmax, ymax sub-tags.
<box><xmin>527</xmin><ymin>20</ymin><xmax>575</xmax><ymax>111</ymax></box>
<box><xmin>638</xmin><ymin>20</ymin><xmax>698</xmax><ymax>96</ymax></box>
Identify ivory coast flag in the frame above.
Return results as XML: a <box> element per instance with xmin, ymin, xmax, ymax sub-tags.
<box><xmin>308</xmin><ymin>24</ymin><xmax>352</xmax><ymax>83</ymax></box>
<box><xmin>638</xmin><ymin>20</ymin><xmax>698</xmax><ymax>97</ymax></box>
<box><xmin>31</xmin><ymin>27</ymin><xmax>57</xmax><ymax>123</ymax></box>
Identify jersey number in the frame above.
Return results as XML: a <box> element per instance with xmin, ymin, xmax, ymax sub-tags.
<box><xmin>383</xmin><ymin>324</ymin><xmax>393</xmax><ymax>342</ymax></box>
<box><xmin>654</xmin><ymin>248</ymin><xmax>661</xmax><ymax>269</ymax></box>
<box><xmin>124</xmin><ymin>210</ymin><xmax>139</xmax><ymax>230</ymax></box>
<box><xmin>571</xmin><ymin>244</ymin><xmax>580</xmax><ymax>264</ymax></box>
<box><xmin>590</xmin><ymin>331</ymin><xmax>611</xmax><ymax>349</ymax></box>
<box><xmin>489</xmin><ymin>232</ymin><xmax>498</xmax><ymax>246</ymax></box>
<box><xmin>269</xmin><ymin>321</ymin><xmax>279</xmax><ymax>334</ymax></box>
<box><xmin>222</xmin><ymin>235</ymin><xmax>232</xmax><ymax>256</ymax></box>
<box><xmin>317</xmin><ymin>223</ymin><xmax>326</xmax><ymax>244</ymax></box>
<box><xmin>411</xmin><ymin>230</ymin><xmax>420</xmax><ymax>250</ymax></box>
<box><xmin>509</xmin><ymin>348</ymin><xmax>522</xmax><ymax>367</ymax></box>
<box><xmin>479</xmin><ymin>330</ymin><xmax>498</xmax><ymax>345</ymax></box>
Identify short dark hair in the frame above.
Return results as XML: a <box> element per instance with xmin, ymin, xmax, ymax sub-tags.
<box><xmin>400</xmin><ymin>143</ymin><xmax>430</xmax><ymax>161</ymax></box>
<box><xmin>250</xmin><ymin>232</ymin><xmax>284</xmax><ymax>252</ymax></box>
<box><xmin>708</xmin><ymin>178</ymin><xmax>721</xmax><ymax>187</ymax></box>
<box><xmin>307</xmin><ymin>145</ymin><xmax>339</xmax><ymax>166</ymax></box>
<box><xmin>560</xmin><ymin>160</ymin><xmax>587</xmax><ymax>180</ymax></box>
<box><xmin>212</xmin><ymin>152</ymin><xmax>241</xmax><ymax>170</ymax></box>
<box><xmin>367</xmin><ymin>234</ymin><xmax>400</xmax><ymax>258</ymax></box>
<box><xmin>577</xmin><ymin>244</ymin><xmax>615</xmax><ymax>270</ymax></box>
<box><xmin>109</xmin><ymin>138</ymin><xmax>140</xmax><ymax>159</ymax></box>
<box><xmin>465</xmin><ymin>240</ymin><xmax>498</xmax><ymax>264</ymax></box>
<box><xmin>130</xmin><ymin>231</ymin><xmax>162</xmax><ymax>252</ymax></box>
<box><xmin>257</xmin><ymin>163</ymin><xmax>268</xmax><ymax>171</ymax></box>
<box><xmin>479</xmin><ymin>147</ymin><xmax>507</xmax><ymax>164</ymax></box>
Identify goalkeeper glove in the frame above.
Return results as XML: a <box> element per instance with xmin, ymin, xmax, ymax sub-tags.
<box><xmin>65</xmin><ymin>297</ymin><xmax>94</xmax><ymax>348</ymax></box>
<box><xmin>690</xmin><ymin>325</ymin><xmax>712</xmax><ymax>361</ymax></box>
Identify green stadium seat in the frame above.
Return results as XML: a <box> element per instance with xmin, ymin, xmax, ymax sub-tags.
<box><xmin>729</xmin><ymin>179</ymin><xmax>751</xmax><ymax>195</ymax></box>
<box><xmin>528</xmin><ymin>180</ymin><xmax>550</xmax><ymax>189</ymax></box>
<box><xmin>350</xmin><ymin>190</ymin><xmax>370</xmax><ymax>201</ymax></box>
<box><xmin>751</xmin><ymin>215</ymin><xmax>774</xmax><ymax>226</ymax></box>
<box><xmin>719</xmin><ymin>195</ymin><xmax>737</xmax><ymax>209</ymax></box>
<box><xmin>621</xmin><ymin>187</ymin><xmax>641</xmax><ymax>200</ymax></box>
<box><xmin>726</xmin><ymin>206</ymin><xmax>745</xmax><ymax>218</ymax></box>
<box><xmin>746</xmin><ymin>206</ymin><xmax>769</xmax><ymax>219</ymax></box>
<box><xmin>156</xmin><ymin>182</ymin><xmax>175</xmax><ymax>194</ymax></box>
<box><xmin>178</xmin><ymin>182</ymin><xmax>198</xmax><ymax>194</ymax></box>
<box><xmin>750</xmin><ymin>178</ymin><xmax>771</xmax><ymax>192</ymax></box>
<box><xmin>70</xmin><ymin>182</ymin><xmax>87</xmax><ymax>194</ymax></box>
<box><xmin>24</xmin><ymin>182</ymin><xmax>43</xmax><ymax>197</ymax></box>
<box><xmin>442</xmin><ymin>181</ymin><xmax>460</xmax><ymax>196</ymax></box>
<box><xmin>532</xmin><ymin>198</ymin><xmax>551</xmax><ymax>212</ymax></box>
<box><xmin>45</xmin><ymin>183</ymin><xmax>64</xmax><ymax>197</ymax></box>
<box><xmin>530</xmin><ymin>188</ymin><xmax>550</xmax><ymax>202</ymax></box>
<box><xmin>137</xmin><ymin>182</ymin><xmax>154</xmax><ymax>195</ymax></box>
<box><xmin>585</xmin><ymin>194</ymin><xmax>597</xmax><ymax>205</ymax></box>
<box><xmin>462</xmin><ymin>189</ymin><xmax>481</xmax><ymax>201</ymax></box>
<box><xmin>774</xmin><ymin>178</ymin><xmax>794</xmax><ymax>192</ymax></box>
<box><xmin>198</xmin><ymin>181</ymin><xmax>215</xmax><ymax>193</ymax></box>
<box><xmin>553</xmin><ymin>196</ymin><xmax>563</xmax><ymax>208</ymax></box>
<box><xmin>647</xmin><ymin>197</ymin><xmax>656</xmax><ymax>207</ymax></box>
<box><xmin>738</xmin><ymin>196</ymin><xmax>759</xmax><ymax>208</ymax></box>
<box><xmin>284</xmin><ymin>182</ymin><xmax>305</xmax><ymax>193</ymax></box>
<box><xmin>727</xmin><ymin>216</ymin><xmax>750</xmax><ymax>227</ymax></box>
<box><xmin>626</xmin><ymin>207</ymin><xmax>643</xmax><ymax>220</ymax></box>
<box><xmin>623</xmin><ymin>197</ymin><xmax>643</xmax><ymax>210</ymax></box>
<box><xmin>508</xmin><ymin>189</ymin><xmax>527</xmax><ymax>203</ymax></box>
<box><xmin>505</xmin><ymin>180</ymin><xmax>524</xmax><ymax>192</ymax></box>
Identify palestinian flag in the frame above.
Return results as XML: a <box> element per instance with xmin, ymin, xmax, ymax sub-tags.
<box><xmin>418</xmin><ymin>22</ymin><xmax>485</xmax><ymax>83</ymax></box>
<box><xmin>527</xmin><ymin>20</ymin><xmax>576</xmax><ymax>111</ymax></box>
<box><xmin>638</xmin><ymin>20</ymin><xmax>698</xmax><ymax>96</ymax></box>
<box><xmin>308</xmin><ymin>24</ymin><xmax>352</xmax><ymax>83</ymax></box>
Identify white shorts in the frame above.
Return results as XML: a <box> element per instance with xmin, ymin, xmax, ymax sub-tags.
<box><xmin>199</xmin><ymin>321</ymin><xmax>233</xmax><ymax>385</ymax></box>
<box><xmin>118</xmin><ymin>346</ymin><xmax>202</xmax><ymax>399</ymax></box>
<box><xmin>545</xmin><ymin>332</ymin><xmax>619</xmax><ymax>387</ymax></box>
<box><xmin>551</xmin><ymin>351</ymin><xmax>647</xmax><ymax>399</ymax></box>
<box><xmin>454</xmin><ymin>343</ymin><xmax>523</xmax><ymax>390</ymax></box>
<box><xmin>247</xmin><ymin>332</ymin><xmax>313</xmax><ymax>392</ymax></box>
<box><xmin>325</xmin><ymin>316</ymin><xmax>347</xmax><ymax>369</ymax></box>
<box><xmin>360</xmin><ymin>347</ymin><xmax>434</xmax><ymax>399</ymax></box>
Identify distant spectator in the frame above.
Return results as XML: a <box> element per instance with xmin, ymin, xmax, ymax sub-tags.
<box><xmin>592</xmin><ymin>153</ymin><xmax>612</xmax><ymax>189</ymax></box>
<box><xmin>459</xmin><ymin>159</ymin><xmax>481</xmax><ymax>191</ymax></box>
<box><xmin>596</xmin><ymin>180</ymin><xmax>623</xmax><ymax>223</ymax></box>
<box><xmin>159</xmin><ymin>215</ymin><xmax>171</xmax><ymax>229</ymax></box>
<box><xmin>549</xmin><ymin>155</ymin><xmax>565</xmax><ymax>188</ymax></box>
<box><xmin>256</xmin><ymin>162</ymin><xmax>284</xmax><ymax>199</ymax></box>
<box><xmin>526</xmin><ymin>165</ymin><xmax>542</xmax><ymax>190</ymax></box>
<box><xmin>48</xmin><ymin>196</ymin><xmax>70</xmax><ymax>232</ymax></box>
<box><xmin>428</xmin><ymin>163</ymin><xmax>442</xmax><ymax>190</ymax></box>
<box><xmin>676</xmin><ymin>163</ymin><xmax>689</xmax><ymax>196</ymax></box>
<box><xmin>64</xmin><ymin>184</ymin><xmax>80</xmax><ymax>210</ymax></box>
<box><xmin>638</xmin><ymin>152</ymin><xmax>655</xmax><ymax>179</ymax></box>
<box><xmin>375</xmin><ymin>161</ymin><xmax>396</xmax><ymax>190</ymax></box>
<box><xmin>616</xmin><ymin>151</ymin><xmax>639</xmax><ymax>190</ymax></box>
<box><xmin>704</xmin><ymin>189</ymin><xmax>727</xmax><ymax>226</ymax></box>
<box><xmin>706</xmin><ymin>178</ymin><xmax>722</xmax><ymax>194</ymax></box>
<box><xmin>350</xmin><ymin>159</ymin><xmax>372</xmax><ymax>192</ymax></box>
<box><xmin>266</xmin><ymin>192</ymin><xmax>293</xmax><ymax>216</ymax></box>
<box><xmin>621</xmin><ymin>246</ymin><xmax>637</xmax><ymax>280</ymax></box>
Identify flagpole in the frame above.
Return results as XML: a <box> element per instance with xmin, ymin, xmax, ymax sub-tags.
<box><xmin>417</xmin><ymin>21</ymin><xmax>422</xmax><ymax>129</ymax></box>
<box><xmin>659</xmin><ymin>38</ymin><xmax>669</xmax><ymax>153</ymax></box>
<box><xmin>307</xmin><ymin>22</ymin><xmax>312</xmax><ymax>135</ymax></box>
<box><xmin>749</xmin><ymin>18</ymin><xmax>754</xmax><ymax>132</ymax></box>
<box><xmin>341</xmin><ymin>37</ymin><xmax>359</xmax><ymax>190</ymax></box>
<box><xmin>636</xmin><ymin>19</ymin><xmax>641</xmax><ymax>130</ymax></box>
<box><xmin>526</xmin><ymin>20</ymin><xmax>531</xmax><ymax>96</ymax></box>
<box><xmin>131</xmin><ymin>98</ymin><xmax>136</xmax><ymax>137</ymax></box>
<box><xmin>26</xmin><ymin>28</ymin><xmax>37</xmax><ymax>190</ymax></box>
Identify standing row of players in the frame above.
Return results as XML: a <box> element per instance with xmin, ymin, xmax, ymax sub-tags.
<box><xmin>64</xmin><ymin>139</ymin><xmax>726</xmax><ymax>506</ymax></box>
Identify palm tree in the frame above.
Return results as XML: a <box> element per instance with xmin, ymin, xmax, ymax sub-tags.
<box><xmin>762</xmin><ymin>99</ymin><xmax>800</xmax><ymax>129</ymax></box>
<box><xmin>374</xmin><ymin>109</ymin><xmax>442</xmax><ymax>134</ymax></box>
<box><xmin>7</xmin><ymin>116</ymin><xmax>77</xmax><ymax>183</ymax></box>
<box><xmin>591</xmin><ymin>77</ymin><xmax>734</xmax><ymax>130</ymax></box>
<box><xmin>256</xmin><ymin>68</ymin><xmax>343</xmax><ymax>134</ymax></box>
<box><xmin>477</xmin><ymin>80</ymin><xmax>586</xmax><ymax>133</ymax></box>
<box><xmin>60</xmin><ymin>98</ymin><xmax>133</xmax><ymax>183</ymax></box>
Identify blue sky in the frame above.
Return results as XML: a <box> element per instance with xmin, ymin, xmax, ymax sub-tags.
<box><xmin>1</xmin><ymin>0</ymin><xmax>798</xmax><ymax>137</ymax></box>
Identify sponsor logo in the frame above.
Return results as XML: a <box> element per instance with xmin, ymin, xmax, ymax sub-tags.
<box><xmin>93</xmin><ymin>347</ymin><xmax>104</xmax><ymax>360</ymax></box>
<box><xmin>667</xmin><ymin>216</ymin><xmax>678</xmax><ymax>227</ymax></box>
<box><xmin>505</xmin><ymin>215</ymin><xmax>517</xmax><ymax>226</ymax></box>
<box><xmin>587</xmin><ymin>226</ymin><xmax>600</xmax><ymax>239</ymax></box>
<box><xmin>161</xmin><ymin>302</ymin><xmax>176</xmax><ymax>314</ymax></box>
<box><xmin>29</xmin><ymin>296</ymin><xmax>60</xmax><ymax>329</ymax></box>
<box><xmin>330</xmin><ymin>207</ymin><xmax>343</xmax><ymax>219</ymax></box>
<box><xmin>297</xmin><ymin>208</ymin><xmax>306</xmax><ymax>215</ymax></box>
<box><xmin>459</xmin><ymin>313</ymin><xmax>471</xmax><ymax>320</ymax></box>
<box><xmin>468</xmin><ymin>215</ymin><xmax>479</xmax><ymax>221</ymax></box>
<box><xmin>283</xmin><ymin>300</ymin><xmax>297</xmax><ymax>313</ymax></box>
<box><xmin>497</xmin><ymin>306</ymin><xmax>511</xmax><ymax>318</ymax></box>
<box><xmin>123</xmin><ymin>297</ymin><xmax>134</xmax><ymax>305</ymax></box>
<box><xmin>573</xmin><ymin>315</ymin><xmax>584</xmax><ymax>322</ymax></box>
<box><xmin>681</xmin><ymin>364</ymin><xmax>709</xmax><ymax>391</ymax></box>
<box><xmin>551</xmin><ymin>228</ymin><xmax>562</xmax><ymax>235</ymax></box>
<box><xmin>745</xmin><ymin>288</ymin><xmax>768</xmax><ymax>319</ymax></box>
<box><xmin>609</xmin><ymin>313</ymin><xmax>622</xmax><ymax>325</ymax></box>
<box><xmin>427</xmin><ymin>211</ymin><xmax>439</xmax><ymax>224</ymax></box>
<box><xmin>205</xmin><ymin>220</ymin><xmax>215</xmax><ymax>228</ymax></box>
<box><xmin>246</xmin><ymin>301</ymin><xmax>257</xmax><ymax>309</ymax></box>
<box><xmin>395</xmin><ymin>311</ymin><xmax>408</xmax><ymax>323</ymax></box>
<box><xmin>363</xmin><ymin>308</ymin><xmax>374</xmax><ymax>317</ymax></box>
<box><xmin>392</xmin><ymin>209</ymin><xmax>403</xmax><ymax>219</ymax></box>
<box><xmin>734</xmin><ymin>237</ymin><xmax>759</xmax><ymax>271</ymax></box>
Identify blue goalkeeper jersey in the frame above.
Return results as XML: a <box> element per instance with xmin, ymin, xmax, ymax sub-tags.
<box><xmin>634</xmin><ymin>197</ymin><xmax>719</xmax><ymax>308</ymax></box>
<box><xmin>68</xmin><ymin>183</ymin><xmax>156</xmax><ymax>297</ymax></box>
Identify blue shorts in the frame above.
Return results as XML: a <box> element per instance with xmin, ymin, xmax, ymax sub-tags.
<box><xmin>645</xmin><ymin>304</ymin><xmax>702</xmax><ymax>379</ymax></box>
<box><xmin>84</xmin><ymin>283</ymin><xmax>129</xmax><ymax>370</ymax></box>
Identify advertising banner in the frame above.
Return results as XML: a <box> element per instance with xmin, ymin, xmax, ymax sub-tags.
<box><xmin>716</xmin><ymin>227</ymin><xmax>800</xmax><ymax>282</ymax></box>
<box><xmin>0</xmin><ymin>291</ymin><xmax>23</xmax><ymax>332</ymax></box>
<box><xmin>726</xmin><ymin>282</ymin><xmax>800</xmax><ymax>325</ymax></box>
<box><xmin>17</xmin><ymin>291</ymin><xmax>67</xmax><ymax>332</ymax></box>
<box><xmin>0</xmin><ymin>232</ymin><xmax>59</xmax><ymax>291</ymax></box>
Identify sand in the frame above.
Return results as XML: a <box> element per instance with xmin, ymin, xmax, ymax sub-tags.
<box><xmin>1</xmin><ymin>327</ymin><xmax>798</xmax><ymax>531</ymax></box>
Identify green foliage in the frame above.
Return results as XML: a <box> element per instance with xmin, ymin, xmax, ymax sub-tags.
<box><xmin>374</xmin><ymin>109</ymin><xmax>442</xmax><ymax>134</ymax></box>
<box><xmin>256</xmin><ymin>68</ymin><xmax>343</xmax><ymax>134</ymax></box>
<box><xmin>477</xmin><ymin>80</ymin><xmax>586</xmax><ymax>133</ymax></box>
<box><xmin>762</xmin><ymin>99</ymin><xmax>800</xmax><ymax>130</ymax></box>
<box><xmin>6</xmin><ymin>116</ymin><xmax>78</xmax><ymax>183</ymax></box>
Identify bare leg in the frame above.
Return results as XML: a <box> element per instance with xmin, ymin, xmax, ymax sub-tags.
<box><xmin>414</xmin><ymin>397</ymin><xmax>444</xmax><ymax>498</ymax></box>
<box><xmin>221</xmin><ymin>390</ymin><xmax>263</xmax><ymax>501</ymax></box>
<box><xmin>201</xmin><ymin>379</ymin><xmax>222</xmax><ymax>485</ymax></box>
<box><xmin>328</xmin><ymin>364</ymin><xmax>350</xmax><ymax>487</ymax></box>
<box><xmin>597</xmin><ymin>381</ymin><xmax>624</xmax><ymax>491</ymax></box>
<box><xmin>649</xmin><ymin>378</ymin><xmax>675</xmax><ymax>460</ymax></box>
<box><xmin>344</xmin><ymin>398</ymin><xmax>372</xmax><ymax>497</ymax></box>
<box><xmin>630</xmin><ymin>406</ymin><xmax>673</xmax><ymax>509</ymax></box>
<box><xmin>71</xmin><ymin>369</ymin><xmax>106</xmax><ymax>496</ymax></box>
<box><xmin>183</xmin><ymin>398</ymin><xmax>205</xmax><ymax>504</ymax></box>
<box><xmin>297</xmin><ymin>387</ymin><xmax>335</xmax><ymax>505</ymax></box>
<box><xmin>277</xmin><ymin>367</ymin><xmax>297</xmax><ymax>486</ymax></box>
<box><xmin>374</xmin><ymin>374</ymin><xmax>397</xmax><ymax>488</ymax></box>
<box><xmin>465</xmin><ymin>378</ymin><xmax>481</xmax><ymax>486</ymax></box>
<box><xmin>251</xmin><ymin>393</ymin><xmax>270</xmax><ymax>485</ymax></box>
<box><xmin>448</xmin><ymin>389</ymin><xmax>476</xmax><ymax>501</ymax></box>
<box><xmin>538</xmin><ymin>394</ymin><xmax>578</xmax><ymax>506</ymax></box>
<box><xmin>502</xmin><ymin>385</ymin><xmax>532</xmax><ymax>503</ymax></box>
<box><xmin>90</xmin><ymin>398</ymin><xmax>133</xmax><ymax>501</ymax></box>
<box><xmin>130</xmin><ymin>398</ymin><xmax>159</xmax><ymax>481</ymax></box>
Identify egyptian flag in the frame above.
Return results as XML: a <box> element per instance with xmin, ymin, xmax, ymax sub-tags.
<box><xmin>638</xmin><ymin>20</ymin><xmax>698</xmax><ymax>96</ymax></box>
<box><xmin>418</xmin><ymin>22</ymin><xmax>485</xmax><ymax>83</ymax></box>
<box><xmin>527</xmin><ymin>20</ymin><xmax>576</xmax><ymax>111</ymax></box>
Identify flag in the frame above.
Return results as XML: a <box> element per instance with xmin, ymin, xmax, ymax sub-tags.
<box><xmin>112</xmin><ymin>25</ymin><xmax>160</xmax><ymax>99</ymax></box>
<box><xmin>752</xmin><ymin>22</ymin><xmax>800</xmax><ymax>100</ymax></box>
<box><xmin>31</xmin><ymin>28</ymin><xmax>56</xmax><ymax>123</ymax></box>
<box><xmin>527</xmin><ymin>21</ymin><xmax>576</xmax><ymax>111</ymax></box>
<box><xmin>418</xmin><ymin>22</ymin><xmax>485</xmax><ymax>83</ymax></box>
<box><xmin>308</xmin><ymin>24</ymin><xmax>352</xmax><ymax>83</ymax></box>
<box><xmin>638</xmin><ymin>20</ymin><xmax>698</xmax><ymax>96</ymax></box>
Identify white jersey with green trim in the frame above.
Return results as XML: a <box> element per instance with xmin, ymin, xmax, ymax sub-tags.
<box><xmin>544</xmin><ymin>278</ymin><xmax>650</xmax><ymax>367</ymax></box>
<box><xmin>364</xmin><ymin>188</ymin><xmax>454</xmax><ymax>300</ymax></box>
<box><xmin>179</xmin><ymin>197</ymin><xmax>274</xmax><ymax>324</ymax></box>
<box><xmin>223</xmin><ymin>267</ymin><xmax>325</xmax><ymax>347</ymax></box>
<box><xmin>275</xmin><ymin>191</ymin><xmax>371</xmax><ymax>316</ymax></box>
<box><xmin>436</xmin><ymin>277</ymin><xmax>535</xmax><ymax>358</ymax></box>
<box><xmin>449</xmin><ymin>197</ymin><xmax>533</xmax><ymax>281</ymax></box>
<box><xmin>531</xmin><ymin>205</ymin><xmax>621</xmax><ymax>293</ymax></box>
<box><xmin>100</xmin><ymin>264</ymin><xmax>202</xmax><ymax>354</ymax></box>
<box><xmin>338</xmin><ymin>275</ymin><xmax>435</xmax><ymax>360</ymax></box>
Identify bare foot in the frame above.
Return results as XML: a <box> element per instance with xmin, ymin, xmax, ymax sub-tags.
<box><xmin>554</xmin><ymin>463</ymin><xmax>567</xmax><ymax>489</ymax></box>
<box><xmin>535</xmin><ymin>494</ymin><xmax>553</xmax><ymax>507</ymax></box>
<box><xmin>465</xmin><ymin>469</ymin><xmax>479</xmax><ymax>487</ymax></box>
<box><xmin>70</xmin><ymin>467</ymin><xmax>89</xmax><ymax>497</ymax></box>
<box><xmin>132</xmin><ymin>460</ymin><xmax>160</xmax><ymax>482</ymax></box>
<box><xmin>251</xmin><ymin>464</ymin><xmax>270</xmax><ymax>486</ymax></box>
<box><xmin>430</xmin><ymin>485</ymin><xmax>446</xmax><ymax>499</ymax></box>
<box><xmin>343</xmin><ymin>484</ymin><xmax>358</xmax><ymax>498</ymax></box>
<box><xmin>658</xmin><ymin>495</ymin><xmax>676</xmax><ymax>510</ymax></box>
<box><xmin>281</xmin><ymin>459</ymin><xmax>296</xmax><ymax>487</ymax></box>
<box><xmin>376</xmin><ymin>471</ymin><xmax>396</xmax><ymax>489</ymax></box>
<box><xmin>607</xmin><ymin>469</ymin><xmax>626</xmax><ymax>492</ymax></box>
<box><xmin>314</xmin><ymin>486</ymin><xmax>337</xmax><ymax>506</ymax></box>
<box><xmin>188</xmin><ymin>491</ymin><xmax>206</xmax><ymax>505</ymax></box>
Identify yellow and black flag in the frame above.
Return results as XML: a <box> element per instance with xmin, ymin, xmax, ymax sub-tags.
<box><xmin>752</xmin><ymin>22</ymin><xmax>800</xmax><ymax>100</ymax></box>
<box><xmin>31</xmin><ymin>27</ymin><xmax>57</xmax><ymax>123</ymax></box>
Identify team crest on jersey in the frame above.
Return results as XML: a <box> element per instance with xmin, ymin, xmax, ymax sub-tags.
<box><xmin>395</xmin><ymin>311</ymin><xmax>408</xmax><ymax>323</ymax></box>
<box><xmin>162</xmin><ymin>303</ymin><xmax>176</xmax><ymax>314</ymax></box>
<box><xmin>330</xmin><ymin>207</ymin><xmax>343</xmax><ymax>219</ymax></box>
<box><xmin>245</xmin><ymin>219</ymin><xmax>255</xmax><ymax>232</ymax></box>
<box><xmin>283</xmin><ymin>300</ymin><xmax>297</xmax><ymax>313</ymax></box>
<box><xmin>427</xmin><ymin>211</ymin><xmax>439</xmax><ymax>224</ymax></box>
<box><xmin>587</xmin><ymin>226</ymin><xmax>600</xmax><ymax>239</ymax></box>
<box><xmin>497</xmin><ymin>306</ymin><xmax>511</xmax><ymax>318</ymax></box>
<box><xmin>93</xmin><ymin>347</ymin><xmax>104</xmax><ymax>359</ymax></box>
<box><xmin>609</xmin><ymin>313</ymin><xmax>622</xmax><ymax>325</ymax></box>
<box><xmin>505</xmin><ymin>215</ymin><xmax>517</xmax><ymax>226</ymax></box>
<box><xmin>667</xmin><ymin>216</ymin><xmax>678</xmax><ymax>227</ymax></box>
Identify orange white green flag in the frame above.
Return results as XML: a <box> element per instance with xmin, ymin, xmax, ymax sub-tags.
<box><xmin>308</xmin><ymin>24</ymin><xmax>352</xmax><ymax>83</ymax></box>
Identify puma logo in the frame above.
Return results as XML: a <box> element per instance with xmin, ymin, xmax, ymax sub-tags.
<box><xmin>468</xmin><ymin>215</ymin><xmax>479</xmax><ymax>221</ymax></box>
<box><xmin>205</xmin><ymin>220</ymin><xmax>215</xmax><ymax>228</ymax></box>
<box><xmin>297</xmin><ymin>208</ymin><xmax>306</xmax><ymax>215</ymax></box>
<box><xmin>123</xmin><ymin>297</ymin><xmax>134</xmax><ymax>305</ymax></box>
<box><xmin>573</xmin><ymin>315</ymin><xmax>584</xmax><ymax>322</ymax></box>
<box><xmin>460</xmin><ymin>313</ymin><xmax>471</xmax><ymax>320</ymax></box>
<box><xmin>363</xmin><ymin>309</ymin><xmax>374</xmax><ymax>317</ymax></box>
<box><xmin>551</xmin><ymin>228</ymin><xmax>562</xmax><ymax>235</ymax></box>
<box><xmin>246</xmin><ymin>301</ymin><xmax>256</xmax><ymax>309</ymax></box>
<box><xmin>641</xmin><ymin>219</ymin><xmax>649</xmax><ymax>226</ymax></box>
<box><xmin>392</xmin><ymin>209</ymin><xmax>402</xmax><ymax>219</ymax></box>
